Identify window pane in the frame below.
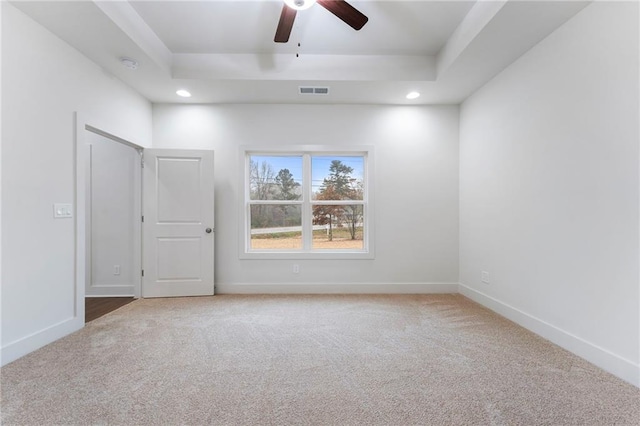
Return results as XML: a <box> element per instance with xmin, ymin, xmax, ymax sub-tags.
<box><xmin>250</xmin><ymin>155</ymin><xmax>302</xmax><ymax>200</ymax></box>
<box><xmin>312</xmin><ymin>204</ymin><xmax>364</xmax><ymax>250</ymax></box>
<box><xmin>250</xmin><ymin>204</ymin><xmax>302</xmax><ymax>250</ymax></box>
<box><xmin>312</xmin><ymin>156</ymin><xmax>364</xmax><ymax>201</ymax></box>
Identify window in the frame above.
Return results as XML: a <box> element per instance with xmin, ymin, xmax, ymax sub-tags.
<box><xmin>241</xmin><ymin>147</ymin><xmax>373</xmax><ymax>259</ymax></box>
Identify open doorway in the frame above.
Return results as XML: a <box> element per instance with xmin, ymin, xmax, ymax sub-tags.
<box><xmin>84</xmin><ymin>127</ymin><xmax>142</xmax><ymax>319</ymax></box>
<box><xmin>75</xmin><ymin>116</ymin><xmax>215</xmax><ymax>321</ymax></box>
<box><xmin>85</xmin><ymin>297</ymin><xmax>135</xmax><ymax>322</ymax></box>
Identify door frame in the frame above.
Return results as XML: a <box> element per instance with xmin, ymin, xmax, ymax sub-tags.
<box><xmin>75</xmin><ymin>113</ymin><xmax>143</xmax><ymax>324</ymax></box>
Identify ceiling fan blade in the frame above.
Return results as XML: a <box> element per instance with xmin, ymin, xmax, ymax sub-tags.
<box><xmin>274</xmin><ymin>4</ymin><xmax>297</xmax><ymax>43</ymax></box>
<box><xmin>317</xmin><ymin>0</ymin><xmax>368</xmax><ymax>31</ymax></box>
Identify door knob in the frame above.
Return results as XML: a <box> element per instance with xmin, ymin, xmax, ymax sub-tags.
<box><xmin>205</xmin><ymin>228</ymin><xmax>212</xmax><ymax>234</ymax></box>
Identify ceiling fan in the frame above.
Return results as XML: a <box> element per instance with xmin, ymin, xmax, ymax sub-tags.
<box><xmin>274</xmin><ymin>0</ymin><xmax>368</xmax><ymax>43</ymax></box>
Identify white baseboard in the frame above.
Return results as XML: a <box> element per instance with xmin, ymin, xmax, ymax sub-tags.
<box><xmin>86</xmin><ymin>284</ymin><xmax>134</xmax><ymax>297</ymax></box>
<box><xmin>215</xmin><ymin>282</ymin><xmax>459</xmax><ymax>295</ymax></box>
<box><xmin>459</xmin><ymin>283</ymin><xmax>640</xmax><ymax>388</ymax></box>
<box><xmin>1</xmin><ymin>316</ymin><xmax>83</xmax><ymax>367</ymax></box>
<box><xmin>85</xmin><ymin>294</ymin><xmax>135</xmax><ymax>297</ymax></box>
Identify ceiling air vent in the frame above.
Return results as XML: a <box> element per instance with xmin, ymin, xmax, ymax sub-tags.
<box><xmin>299</xmin><ymin>86</ymin><xmax>330</xmax><ymax>95</ymax></box>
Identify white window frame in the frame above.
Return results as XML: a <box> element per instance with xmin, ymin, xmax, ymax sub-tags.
<box><xmin>239</xmin><ymin>145</ymin><xmax>375</xmax><ymax>260</ymax></box>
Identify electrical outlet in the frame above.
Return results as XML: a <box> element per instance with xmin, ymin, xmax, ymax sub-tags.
<box><xmin>293</xmin><ymin>264</ymin><xmax>300</xmax><ymax>274</ymax></box>
<box><xmin>481</xmin><ymin>271</ymin><xmax>490</xmax><ymax>284</ymax></box>
<box><xmin>114</xmin><ymin>265</ymin><xmax>121</xmax><ymax>275</ymax></box>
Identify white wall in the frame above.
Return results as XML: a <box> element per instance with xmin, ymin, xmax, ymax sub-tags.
<box><xmin>1</xmin><ymin>3</ymin><xmax>152</xmax><ymax>365</ymax></box>
<box><xmin>153</xmin><ymin>104</ymin><xmax>460</xmax><ymax>293</ymax></box>
<box><xmin>459</xmin><ymin>1</ymin><xmax>639</xmax><ymax>386</ymax></box>
<box><xmin>86</xmin><ymin>132</ymin><xmax>139</xmax><ymax>297</ymax></box>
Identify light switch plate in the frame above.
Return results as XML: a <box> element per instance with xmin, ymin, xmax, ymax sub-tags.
<box><xmin>53</xmin><ymin>203</ymin><xmax>73</xmax><ymax>218</ymax></box>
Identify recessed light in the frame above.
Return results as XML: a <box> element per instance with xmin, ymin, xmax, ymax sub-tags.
<box><xmin>176</xmin><ymin>89</ymin><xmax>192</xmax><ymax>98</ymax></box>
<box><xmin>406</xmin><ymin>91</ymin><xmax>420</xmax><ymax>100</ymax></box>
<box><xmin>119</xmin><ymin>57</ymin><xmax>138</xmax><ymax>70</ymax></box>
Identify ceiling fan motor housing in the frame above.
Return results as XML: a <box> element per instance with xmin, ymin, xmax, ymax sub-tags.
<box><xmin>284</xmin><ymin>0</ymin><xmax>316</xmax><ymax>11</ymax></box>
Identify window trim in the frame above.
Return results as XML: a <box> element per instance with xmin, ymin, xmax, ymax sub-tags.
<box><xmin>239</xmin><ymin>145</ymin><xmax>375</xmax><ymax>260</ymax></box>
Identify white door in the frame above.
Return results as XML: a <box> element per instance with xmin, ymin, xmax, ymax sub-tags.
<box><xmin>143</xmin><ymin>149</ymin><xmax>214</xmax><ymax>297</ymax></box>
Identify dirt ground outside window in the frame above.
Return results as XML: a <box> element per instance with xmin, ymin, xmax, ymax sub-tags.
<box><xmin>251</xmin><ymin>237</ymin><xmax>363</xmax><ymax>249</ymax></box>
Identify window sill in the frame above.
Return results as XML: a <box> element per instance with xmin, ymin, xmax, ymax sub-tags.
<box><xmin>239</xmin><ymin>250</ymin><xmax>374</xmax><ymax>260</ymax></box>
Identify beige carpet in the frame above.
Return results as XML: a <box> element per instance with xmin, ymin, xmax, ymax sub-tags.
<box><xmin>1</xmin><ymin>294</ymin><xmax>638</xmax><ymax>425</ymax></box>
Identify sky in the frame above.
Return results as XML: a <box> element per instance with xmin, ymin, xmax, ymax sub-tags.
<box><xmin>250</xmin><ymin>155</ymin><xmax>364</xmax><ymax>193</ymax></box>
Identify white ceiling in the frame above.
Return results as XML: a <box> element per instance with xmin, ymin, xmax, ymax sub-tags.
<box><xmin>12</xmin><ymin>0</ymin><xmax>590</xmax><ymax>104</ymax></box>
<box><xmin>129</xmin><ymin>1</ymin><xmax>474</xmax><ymax>55</ymax></box>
